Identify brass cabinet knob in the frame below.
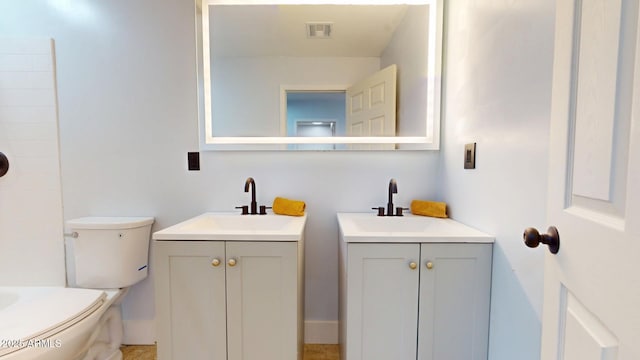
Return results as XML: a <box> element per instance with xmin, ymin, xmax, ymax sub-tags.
<box><xmin>425</xmin><ymin>261</ymin><xmax>434</xmax><ymax>270</ymax></box>
<box><xmin>228</xmin><ymin>258</ymin><xmax>237</xmax><ymax>267</ymax></box>
<box><xmin>409</xmin><ymin>262</ymin><xmax>417</xmax><ymax>270</ymax></box>
<box><xmin>211</xmin><ymin>258</ymin><xmax>221</xmax><ymax>267</ymax></box>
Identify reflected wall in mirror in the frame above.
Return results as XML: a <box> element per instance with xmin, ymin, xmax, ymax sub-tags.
<box><xmin>197</xmin><ymin>0</ymin><xmax>443</xmax><ymax>150</ymax></box>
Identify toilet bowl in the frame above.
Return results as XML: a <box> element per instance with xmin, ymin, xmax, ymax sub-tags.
<box><xmin>66</xmin><ymin>216</ymin><xmax>154</xmax><ymax>360</ymax></box>
<box><xmin>78</xmin><ymin>289</ymin><xmax>128</xmax><ymax>360</ymax></box>
<box><xmin>0</xmin><ymin>217</ymin><xmax>153</xmax><ymax>360</ymax></box>
<box><xmin>0</xmin><ymin>287</ymin><xmax>107</xmax><ymax>360</ymax></box>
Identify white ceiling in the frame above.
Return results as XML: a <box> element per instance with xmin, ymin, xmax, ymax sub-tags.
<box><xmin>209</xmin><ymin>5</ymin><xmax>411</xmax><ymax>57</ymax></box>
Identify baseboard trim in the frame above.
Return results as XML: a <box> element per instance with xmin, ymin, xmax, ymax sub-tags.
<box><xmin>124</xmin><ymin>319</ymin><xmax>337</xmax><ymax>345</ymax></box>
<box><xmin>304</xmin><ymin>320</ymin><xmax>339</xmax><ymax>344</ymax></box>
<box><xmin>123</xmin><ymin>319</ymin><xmax>156</xmax><ymax>345</ymax></box>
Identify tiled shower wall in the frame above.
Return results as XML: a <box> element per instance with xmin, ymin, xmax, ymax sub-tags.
<box><xmin>0</xmin><ymin>38</ymin><xmax>65</xmax><ymax>286</ymax></box>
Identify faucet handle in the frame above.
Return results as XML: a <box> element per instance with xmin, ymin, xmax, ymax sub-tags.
<box><xmin>396</xmin><ymin>207</ymin><xmax>409</xmax><ymax>216</ymax></box>
<box><xmin>235</xmin><ymin>206</ymin><xmax>249</xmax><ymax>215</ymax></box>
<box><xmin>259</xmin><ymin>205</ymin><xmax>272</xmax><ymax>215</ymax></box>
<box><xmin>372</xmin><ymin>207</ymin><xmax>385</xmax><ymax>216</ymax></box>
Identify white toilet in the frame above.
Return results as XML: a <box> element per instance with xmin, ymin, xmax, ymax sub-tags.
<box><xmin>66</xmin><ymin>216</ymin><xmax>154</xmax><ymax>360</ymax></box>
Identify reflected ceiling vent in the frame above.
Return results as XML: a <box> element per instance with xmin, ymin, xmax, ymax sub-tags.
<box><xmin>306</xmin><ymin>22</ymin><xmax>332</xmax><ymax>39</ymax></box>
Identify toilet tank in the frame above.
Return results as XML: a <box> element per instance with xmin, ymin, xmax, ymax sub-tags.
<box><xmin>66</xmin><ymin>217</ymin><xmax>154</xmax><ymax>289</ymax></box>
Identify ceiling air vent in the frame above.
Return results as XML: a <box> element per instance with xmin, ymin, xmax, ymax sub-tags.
<box><xmin>306</xmin><ymin>22</ymin><xmax>332</xmax><ymax>39</ymax></box>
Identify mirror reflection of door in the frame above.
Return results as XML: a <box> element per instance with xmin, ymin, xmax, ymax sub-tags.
<box><xmin>346</xmin><ymin>64</ymin><xmax>397</xmax><ymax>137</ymax></box>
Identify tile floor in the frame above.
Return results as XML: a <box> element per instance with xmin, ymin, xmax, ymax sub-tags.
<box><xmin>120</xmin><ymin>345</ymin><xmax>155</xmax><ymax>360</ymax></box>
<box><xmin>120</xmin><ymin>344</ymin><xmax>340</xmax><ymax>360</ymax></box>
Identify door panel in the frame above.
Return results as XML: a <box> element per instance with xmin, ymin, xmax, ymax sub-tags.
<box><xmin>560</xmin><ymin>288</ymin><xmax>619</xmax><ymax>360</ymax></box>
<box><xmin>346</xmin><ymin>243</ymin><xmax>420</xmax><ymax>360</ymax></box>
<box><xmin>566</xmin><ymin>0</ymin><xmax>633</xmax><ymax>226</ymax></box>
<box><xmin>571</xmin><ymin>0</ymin><xmax>622</xmax><ymax>201</ymax></box>
<box><xmin>544</xmin><ymin>0</ymin><xmax>640</xmax><ymax>358</ymax></box>
<box><xmin>346</xmin><ymin>64</ymin><xmax>397</xmax><ymax>150</ymax></box>
<box><xmin>369</xmin><ymin>116</ymin><xmax>386</xmax><ymax>136</ymax></box>
<box><xmin>351</xmin><ymin>92</ymin><xmax>364</xmax><ymax>113</ymax></box>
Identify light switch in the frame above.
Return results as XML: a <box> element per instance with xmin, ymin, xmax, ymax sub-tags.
<box><xmin>188</xmin><ymin>152</ymin><xmax>200</xmax><ymax>171</ymax></box>
<box><xmin>464</xmin><ymin>143</ymin><xmax>476</xmax><ymax>169</ymax></box>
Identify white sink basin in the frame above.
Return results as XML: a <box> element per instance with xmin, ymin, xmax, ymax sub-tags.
<box><xmin>337</xmin><ymin>212</ymin><xmax>493</xmax><ymax>243</ymax></box>
<box><xmin>153</xmin><ymin>212</ymin><xmax>307</xmax><ymax>241</ymax></box>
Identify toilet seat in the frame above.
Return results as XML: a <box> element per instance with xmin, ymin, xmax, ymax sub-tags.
<box><xmin>0</xmin><ymin>287</ymin><xmax>106</xmax><ymax>357</ymax></box>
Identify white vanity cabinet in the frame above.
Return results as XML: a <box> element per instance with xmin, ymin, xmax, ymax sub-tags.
<box><xmin>337</xmin><ymin>213</ymin><xmax>493</xmax><ymax>360</ymax></box>
<box><xmin>153</xmin><ymin>213</ymin><xmax>306</xmax><ymax>360</ymax></box>
<box><xmin>155</xmin><ymin>240</ymin><xmax>303</xmax><ymax>360</ymax></box>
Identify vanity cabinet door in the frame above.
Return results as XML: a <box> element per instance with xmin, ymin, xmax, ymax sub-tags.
<box><xmin>225</xmin><ymin>241</ymin><xmax>299</xmax><ymax>360</ymax></box>
<box><xmin>155</xmin><ymin>241</ymin><xmax>227</xmax><ymax>360</ymax></box>
<box><xmin>345</xmin><ymin>243</ymin><xmax>420</xmax><ymax>360</ymax></box>
<box><xmin>418</xmin><ymin>243</ymin><xmax>492</xmax><ymax>360</ymax></box>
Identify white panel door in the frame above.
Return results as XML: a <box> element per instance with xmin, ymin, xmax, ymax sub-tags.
<box><xmin>225</xmin><ymin>241</ymin><xmax>298</xmax><ymax>360</ymax></box>
<box><xmin>418</xmin><ymin>244</ymin><xmax>492</xmax><ymax>360</ymax></box>
<box><xmin>542</xmin><ymin>0</ymin><xmax>640</xmax><ymax>358</ymax></box>
<box><xmin>346</xmin><ymin>64</ymin><xmax>397</xmax><ymax>149</ymax></box>
<box><xmin>154</xmin><ymin>241</ymin><xmax>227</xmax><ymax>360</ymax></box>
<box><xmin>345</xmin><ymin>243</ymin><xmax>420</xmax><ymax>360</ymax></box>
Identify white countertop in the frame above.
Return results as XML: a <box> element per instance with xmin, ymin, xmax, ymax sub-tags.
<box><xmin>153</xmin><ymin>212</ymin><xmax>307</xmax><ymax>241</ymax></box>
<box><xmin>337</xmin><ymin>212</ymin><xmax>494</xmax><ymax>243</ymax></box>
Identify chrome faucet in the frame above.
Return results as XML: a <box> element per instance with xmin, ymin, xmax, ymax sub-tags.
<box><xmin>387</xmin><ymin>178</ymin><xmax>398</xmax><ymax>216</ymax></box>
<box><xmin>244</xmin><ymin>177</ymin><xmax>258</xmax><ymax>215</ymax></box>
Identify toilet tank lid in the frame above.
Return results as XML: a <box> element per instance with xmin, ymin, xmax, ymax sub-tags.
<box><xmin>66</xmin><ymin>217</ymin><xmax>155</xmax><ymax>230</ymax></box>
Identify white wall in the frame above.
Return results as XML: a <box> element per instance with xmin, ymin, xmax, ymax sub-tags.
<box><xmin>381</xmin><ymin>4</ymin><xmax>429</xmax><ymax>137</ymax></box>
<box><xmin>0</xmin><ymin>37</ymin><xmax>66</xmax><ymax>286</ymax></box>
<box><xmin>0</xmin><ymin>0</ymin><xmax>439</xmax><ymax>344</ymax></box>
<box><xmin>440</xmin><ymin>0</ymin><xmax>556</xmax><ymax>359</ymax></box>
<box><xmin>212</xmin><ymin>56</ymin><xmax>380</xmax><ymax>136</ymax></box>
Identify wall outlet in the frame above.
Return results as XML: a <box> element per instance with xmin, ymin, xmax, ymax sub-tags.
<box><xmin>187</xmin><ymin>152</ymin><xmax>200</xmax><ymax>171</ymax></box>
<box><xmin>464</xmin><ymin>143</ymin><xmax>476</xmax><ymax>169</ymax></box>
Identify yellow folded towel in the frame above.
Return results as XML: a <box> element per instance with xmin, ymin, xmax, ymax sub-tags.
<box><xmin>410</xmin><ymin>200</ymin><xmax>448</xmax><ymax>218</ymax></box>
<box><xmin>273</xmin><ymin>197</ymin><xmax>306</xmax><ymax>217</ymax></box>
